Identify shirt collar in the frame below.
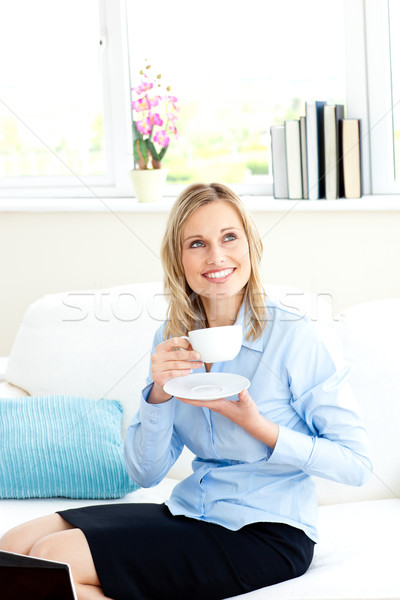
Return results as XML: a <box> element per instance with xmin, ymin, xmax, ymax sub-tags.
<box><xmin>234</xmin><ymin>300</ymin><xmax>264</xmax><ymax>353</ymax></box>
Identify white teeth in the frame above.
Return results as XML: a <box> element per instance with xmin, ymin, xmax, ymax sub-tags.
<box><xmin>204</xmin><ymin>268</ymin><xmax>234</xmax><ymax>279</ymax></box>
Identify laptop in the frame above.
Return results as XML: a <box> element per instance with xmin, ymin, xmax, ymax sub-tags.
<box><xmin>0</xmin><ymin>550</ymin><xmax>78</xmax><ymax>600</ymax></box>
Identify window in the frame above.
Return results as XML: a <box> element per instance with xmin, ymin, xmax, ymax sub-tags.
<box><xmin>388</xmin><ymin>0</ymin><xmax>400</xmax><ymax>180</ymax></box>
<box><xmin>0</xmin><ymin>0</ymin><xmax>132</xmax><ymax>198</ymax></box>
<box><xmin>126</xmin><ymin>0</ymin><xmax>347</xmax><ymax>196</ymax></box>
<box><xmin>362</xmin><ymin>0</ymin><xmax>400</xmax><ymax>193</ymax></box>
<box><xmin>0</xmin><ymin>1</ymin><xmax>104</xmax><ymax>191</ymax></box>
<box><xmin>0</xmin><ymin>0</ymin><xmax>399</xmax><ymax>200</ymax></box>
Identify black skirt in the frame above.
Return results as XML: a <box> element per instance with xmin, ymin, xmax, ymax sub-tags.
<box><xmin>58</xmin><ymin>503</ymin><xmax>314</xmax><ymax>600</ymax></box>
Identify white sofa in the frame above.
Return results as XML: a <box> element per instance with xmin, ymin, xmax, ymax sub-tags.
<box><xmin>1</xmin><ymin>282</ymin><xmax>399</xmax><ymax>600</ymax></box>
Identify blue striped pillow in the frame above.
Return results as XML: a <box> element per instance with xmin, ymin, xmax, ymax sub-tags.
<box><xmin>0</xmin><ymin>396</ymin><xmax>139</xmax><ymax>498</ymax></box>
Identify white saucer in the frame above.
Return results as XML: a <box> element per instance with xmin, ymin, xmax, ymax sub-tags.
<box><xmin>163</xmin><ymin>372</ymin><xmax>250</xmax><ymax>401</ymax></box>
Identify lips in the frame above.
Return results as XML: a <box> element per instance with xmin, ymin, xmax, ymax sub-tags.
<box><xmin>202</xmin><ymin>267</ymin><xmax>236</xmax><ymax>281</ymax></box>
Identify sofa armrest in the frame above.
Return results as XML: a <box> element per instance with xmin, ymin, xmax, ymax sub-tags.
<box><xmin>0</xmin><ymin>356</ymin><xmax>8</xmax><ymax>381</ymax></box>
<box><xmin>0</xmin><ymin>381</ymin><xmax>29</xmax><ymax>398</ymax></box>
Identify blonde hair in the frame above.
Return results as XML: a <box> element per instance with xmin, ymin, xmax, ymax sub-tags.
<box><xmin>160</xmin><ymin>183</ymin><xmax>267</xmax><ymax>341</ymax></box>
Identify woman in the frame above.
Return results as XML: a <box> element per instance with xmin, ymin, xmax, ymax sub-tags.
<box><xmin>0</xmin><ymin>183</ymin><xmax>371</xmax><ymax>600</ymax></box>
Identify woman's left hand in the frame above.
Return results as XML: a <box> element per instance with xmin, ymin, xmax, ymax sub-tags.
<box><xmin>177</xmin><ymin>389</ymin><xmax>279</xmax><ymax>449</ymax></box>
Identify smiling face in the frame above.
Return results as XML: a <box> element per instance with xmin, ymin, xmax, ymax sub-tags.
<box><xmin>181</xmin><ymin>200</ymin><xmax>251</xmax><ymax>322</ymax></box>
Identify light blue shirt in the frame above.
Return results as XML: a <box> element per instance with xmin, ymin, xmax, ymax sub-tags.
<box><xmin>124</xmin><ymin>298</ymin><xmax>372</xmax><ymax>542</ymax></box>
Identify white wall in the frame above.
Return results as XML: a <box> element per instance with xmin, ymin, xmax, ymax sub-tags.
<box><xmin>1</xmin><ymin>208</ymin><xmax>400</xmax><ymax>356</ymax></box>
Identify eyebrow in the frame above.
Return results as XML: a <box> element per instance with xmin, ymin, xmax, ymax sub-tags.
<box><xmin>183</xmin><ymin>227</ymin><xmax>242</xmax><ymax>243</ymax></box>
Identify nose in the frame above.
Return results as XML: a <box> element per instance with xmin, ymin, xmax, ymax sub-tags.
<box><xmin>206</xmin><ymin>243</ymin><xmax>225</xmax><ymax>265</ymax></box>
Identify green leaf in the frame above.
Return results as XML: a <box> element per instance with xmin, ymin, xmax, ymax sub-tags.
<box><xmin>146</xmin><ymin>139</ymin><xmax>160</xmax><ymax>161</ymax></box>
<box><xmin>134</xmin><ymin>139</ymin><xmax>148</xmax><ymax>168</ymax></box>
<box><xmin>159</xmin><ymin>146</ymin><xmax>168</xmax><ymax>161</ymax></box>
<box><xmin>132</xmin><ymin>120</ymin><xmax>142</xmax><ymax>142</ymax></box>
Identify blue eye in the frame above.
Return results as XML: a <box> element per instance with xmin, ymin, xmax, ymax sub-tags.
<box><xmin>224</xmin><ymin>233</ymin><xmax>236</xmax><ymax>241</ymax></box>
<box><xmin>189</xmin><ymin>240</ymin><xmax>204</xmax><ymax>248</ymax></box>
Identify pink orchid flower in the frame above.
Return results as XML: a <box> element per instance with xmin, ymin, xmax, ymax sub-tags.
<box><xmin>132</xmin><ymin>97</ymin><xmax>151</xmax><ymax>112</ymax></box>
<box><xmin>154</xmin><ymin>130</ymin><xmax>170</xmax><ymax>147</ymax></box>
<box><xmin>147</xmin><ymin>97</ymin><xmax>159</xmax><ymax>108</ymax></box>
<box><xmin>147</xmin><ymin>95</ymin><xmax>163</xmax><ymax>107</ymax></box>
<box><xmin>167</xmin><ymin>123</ymin><xmax>178</xmax><ymax>137</ymax></box>
<box><xmin>167</xmin><ymin>102</ymin><xmax>180</xmax><ymax>115</ymax></box>
<box><xmin>136</xmin><ymin>118</ymin><xmax>152</xmax><ymax>135</ymax></box>
<box><xmin>166</xmin><ymin>96</ymin><xmax>180</xmax><ymax>113</ymax></box>
<box><xmin>132</xmin><ymin>81</ymin><xmax>153</xmax><ymax>95</ymax></box>
<box><xmin>150</xmin><ymin>113</ymin><xmax>163</xmax><ymax>126</ymax></box>
<box><xmin>140</xmin><ymin>81</ymin><xmax>153</xmax><ymax>93</ymax></box>
<box><xmin>166</xmin><ymin>112</ymin><xmax>178</xmax><ymax>122</ymax></box>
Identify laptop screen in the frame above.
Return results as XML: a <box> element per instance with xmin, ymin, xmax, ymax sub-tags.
<box><xmin>0</xmin><ymin>550</ymin><xmax>77</xmax><ymax>600</ymax></box>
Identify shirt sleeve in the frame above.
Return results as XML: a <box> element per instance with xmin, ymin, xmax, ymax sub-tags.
<box><xmin>123</xmin><ymin>325</ymin><xmax>185</xmax><ymax>487</ymax></box>
<box><xmin>267</xmin><ymin>319</ymin><xmax>372</xmax><ymax>486</ymax></box>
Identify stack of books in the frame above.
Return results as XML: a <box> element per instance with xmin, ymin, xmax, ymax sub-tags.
<box><xmin>271</xmin><ymin>101</ymin><xmax>362</xmax><ymax>200</ymax></box>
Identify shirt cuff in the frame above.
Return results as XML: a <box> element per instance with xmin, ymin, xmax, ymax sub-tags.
<box><xmin>140</xmin><ymin>383</ymin><xmax>176</xmax><ymax>432</ymax></box>
<box><xmin>268</xmin><ymin>424</ymin><xmax>315</xmax><ymax>470</ymax></box>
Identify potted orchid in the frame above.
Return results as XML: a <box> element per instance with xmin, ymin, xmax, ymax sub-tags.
<box><xmin>129</xmin><ymin>62</ymin><xmax>179</xmax><ymax>202</ymax></box>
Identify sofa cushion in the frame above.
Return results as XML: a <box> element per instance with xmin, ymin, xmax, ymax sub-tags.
<box><xmin>0</xmin><ymin>395</ymin><xmax>138</xmax><ymax>499</ymax></box>
<box><xmin>6</xmin><ymin>282</ymin><xmax>166</xmax><ymax>437</ymax></box>
<box><xmin>0</xmin><ymin>477</ymin><xmax>179</xmax><ymax>535</ymax></box>
<box><xmin>315</xmin><ymin>298</ymin><xmax>400</xmax><ymax>505</ymax></box>
<box><xmin>228</xmin><ymin>498</ymin><xmax>400</xmax><ymax>600</ymax></box>
<box><xmin>0</xmin><ymin>485</ymin><xmax>397</xmax><ymax>600</ymax></box>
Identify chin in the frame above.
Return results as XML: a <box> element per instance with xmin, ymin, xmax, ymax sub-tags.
<box><xmin>201</xmin><ymin>282</ymin><xmax>246</xmax><ymax>300</ymax></box>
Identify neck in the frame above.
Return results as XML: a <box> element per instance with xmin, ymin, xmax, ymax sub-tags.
<box><xmin>202</xmin><ymin>293</ymin><xmax>244</xmax><ymax>327</ymax></box>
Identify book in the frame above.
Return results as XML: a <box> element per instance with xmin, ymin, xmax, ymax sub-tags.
<box><xmin>324</xmin><ymin>104</ymin><xmax>345</xmax><ymax>199</ymax></box>
<box><xmin>284</xmin><ymin>120</ymin><xmax>303</xmax><ymax>199</ymax></box>
<box><xmin>306</xmin><ymin>100</ymin><xmax>326</xmax><ymax>199</ymax></box>
<box><xmin>342</xmin><ymin>119</ymin><xmax>361</xmax><ymax>198</ymax></box>
<box><xmin>300</xmin><ymin>116</ymin><xmax>308</xmax><ymax>199</ymax></box>
<box><xmin>270</xmin><ymin>125</ymin><xmax>288</xmax><ymax>199</ymax></box>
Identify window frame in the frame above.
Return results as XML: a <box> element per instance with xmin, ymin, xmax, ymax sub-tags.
<box><xmin>343</xmin><ymin>0</ymin><xmax>372</xmax><ymax>196</ymax></box>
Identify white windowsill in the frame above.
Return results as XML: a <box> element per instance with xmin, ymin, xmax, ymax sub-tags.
<box><xmin>0</xmin><ymin>195</ymin><xmax>399</xmax><ymax>212</ymax></box>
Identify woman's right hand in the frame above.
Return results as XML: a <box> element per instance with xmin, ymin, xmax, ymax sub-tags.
<box><xmin>148</xmin><ymin>337</ymin><xmax>204</xmax><ymax>404</ymax></box>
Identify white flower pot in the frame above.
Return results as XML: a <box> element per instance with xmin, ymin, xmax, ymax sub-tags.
<box><xmin>129</xmin><ymin>168</ymin><xmax>168</xmax><ymax>203</ymax></box>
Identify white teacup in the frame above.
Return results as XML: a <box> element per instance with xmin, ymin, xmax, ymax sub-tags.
<box><xmin>181</xmin><ymin>325</ymin><xmax>242</xmax><ymax>363</ymax></box>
